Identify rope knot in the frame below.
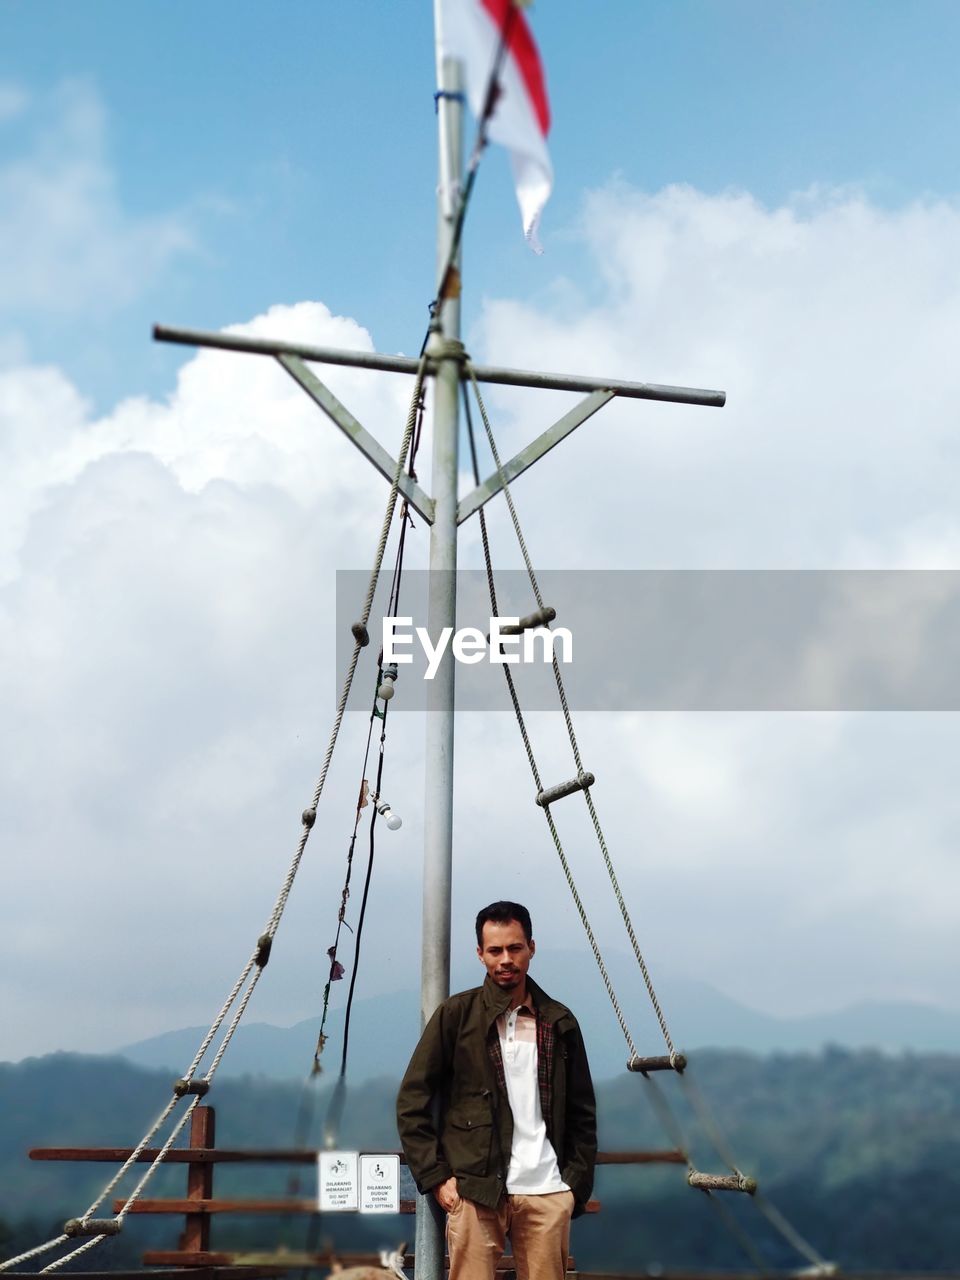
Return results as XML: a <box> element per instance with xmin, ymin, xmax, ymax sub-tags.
<box><xmin>426</xmin><ymin>332</ymin><xmax>467</xmax><ymax>363</ymax></box>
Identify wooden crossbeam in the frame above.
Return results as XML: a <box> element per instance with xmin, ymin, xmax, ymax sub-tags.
<box><xmin>35</xmin><ymin>1112</ymin><xmax>668</xmax><ymax>1276</ymax></box>
<box><xmin>140</xmin><ymin>1254</ymin><xmax>378</xmax><ymax>1274</ymax></box>
<box><xmin>33</xmin><ymin>1146</ymin><xmax>683</xmax><ymax>1166</ymax></box>
<box><xmin>117</xmin><ymin>1196</ymin><xmax>601</xmax><ymax>1215</ymax></box>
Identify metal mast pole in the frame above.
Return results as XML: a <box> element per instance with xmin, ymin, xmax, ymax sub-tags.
<box><xmin>149</xmin><ymin>24</ymin><xmax>725</xmax><ymax>1276</ymax></box>
<box><xmin>414</xmin><ymin>16</ymin><xmax>463</xmax><ymax>1278</ymax></box>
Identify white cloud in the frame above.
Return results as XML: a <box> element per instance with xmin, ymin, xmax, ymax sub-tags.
<box><xmin>6</xmin><ymin>180</ymin><xmax>960</xmax><ymax>1060</ymax></box>
<box><xmin>0</xmin><ymin>300</ymin><xmax>431</xmax><ymax>1056</ymax></box>
<box><xmin>472</xmin><ymin>182</ymin><xmax>960</xmax><ymax>570</ymax></box>
<box><xmin>0</xmin><ymin>79</ymin><xmax>193</xmax><ymax>316</ymax></box>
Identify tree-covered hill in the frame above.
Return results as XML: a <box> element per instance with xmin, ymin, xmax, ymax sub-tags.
<box><xmin>3</xmin><ymin>1048</ymin><xmax>960</xmax><ymax>1271</ymax></box>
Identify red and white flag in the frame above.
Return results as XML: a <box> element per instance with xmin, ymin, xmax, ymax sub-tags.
<box><xmin>438</xmin><ymin>0</ymin><xmax>552</xmax><ymax>252</ymax></box>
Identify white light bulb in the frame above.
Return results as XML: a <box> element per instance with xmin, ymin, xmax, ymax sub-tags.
<box><xmin>384</xmin><ymin>809</ymin><xmax>402</xmax><ymax>831</ymax></box>
<box><xmin>378</xmin><ymin>676</ymin><xmax>395</xmax><ymax>701</ymax></box>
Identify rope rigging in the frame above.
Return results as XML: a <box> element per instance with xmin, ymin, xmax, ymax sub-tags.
<box><xmin>461</xmin><ymin>364</ymin><xmax>830</xmax><ymax>1275</ymax></box>
<box><xmin>285</xmin><ymin>385</ymin><xmax>427</xmax><ymax>1264</ymax></box>
<box><xmin>2</xmin><ymin>17</ymin><xmax>526</xmax><ymax>1273</ymax></box>
<box><xmin>2</xmin><ymin>8</ymin><xmax>833</xmax><ymax>1274</ymax></box>
<box><xmin>0</xmin><ymin>359</ymin><xmax>429</xmax><ymax>1277</ymax></box>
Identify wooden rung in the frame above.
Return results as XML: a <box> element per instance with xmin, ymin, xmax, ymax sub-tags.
<box><xmin>688</xmin><ymin>1170</ymin><xmax>757</xmax><ymax>1195</ymax></box>
<box><xmin>627</xmin><ymin>1053</ymin><xmax>687</xmax><ymax>1074</ymax></box>
<box><xmin>536</xmin><ymin>772</ymin><xmax>595</xmax><ymax>807</ymax></box>
<box><xmin>490</xmin><ymin>606</ymin><xmax>557</xmax><ymax>638</ymax></box>
<box><xmin>64</xmin><ymin>1216</ymin><xmax>121</xmax><ymax>1237</ymax></box>
<box><xmin>174</xmin><ymin>1078</ymin><xmax>211</xmax><ymax>1097</ymax></box>
<box><xmin>120</xmin><ymin>1196</ymin><xmax>601</xmax><ymax>1216</ymax></box>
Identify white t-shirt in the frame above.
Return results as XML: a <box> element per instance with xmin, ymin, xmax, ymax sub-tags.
<box><xmin>497</xmin><ymin>1003</ymin><xmax>570</xmax><ymax>1195</ymax></box>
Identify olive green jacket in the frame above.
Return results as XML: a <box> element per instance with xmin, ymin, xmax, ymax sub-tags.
<box><xmin>396</xmin><ymin>975</ymin><xmax>597</xmax><ymax>1215</ymax></box>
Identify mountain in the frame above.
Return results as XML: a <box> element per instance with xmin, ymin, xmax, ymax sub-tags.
<box><xmin>109</xmin><ymin>951</ymin><xmax>960</xmax><ymax>1082</ymax></box>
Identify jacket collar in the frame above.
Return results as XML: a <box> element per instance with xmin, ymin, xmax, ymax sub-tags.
<box><xmin>480</xmin><ymin>973</ymin><xmax>569</xmax><ymax>1028</ymax></box>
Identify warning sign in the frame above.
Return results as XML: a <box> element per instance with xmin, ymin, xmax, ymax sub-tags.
<box><xmin>359</xmin><ymin>1153</ymin><xmax>400</xmax><ymax>1214</ymax></box>
<box><xmin>318</xmin><ymin>1151</ymin><xmax>359</xmax><ymax>1211</ymax></box>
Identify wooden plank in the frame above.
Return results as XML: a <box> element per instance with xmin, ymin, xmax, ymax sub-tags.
<box><xmin>3</xmin><ymin>1271</ymin><xmax>286</xmax><ymax>1279</ymax></box>
<box><xmin>183</xmin><ymin>1106</ymin><xmax>215</xmax><ymax>1254</ymax></box>
<box><xmin>119</xmin><ymin>1196</ymin><xmax>601</xmax><ymax>1215</ymax></box>
<box><xmin>33</xmin><ymin>1145</ymin><xmax>681</xmax><ymax>1165</ymax></box>
<box><xmin>142</xmin><ymin>1252</ymin><xmax>247</xmax><ymax>1267</ymax></box>
<box><xmin>119</xmin><ymin>1198</ymin><xmax>333</xmax><ymax>1215</ymax></box>
<box><xmin>142</xmin><ymin>1250</ymin><xmax>393</xmax><ymax>1268</ymax></box>
<box><xmin>31</xmin><ymin>1147</ymin><xmax>323</xmax><ymax>1163</ymax></box>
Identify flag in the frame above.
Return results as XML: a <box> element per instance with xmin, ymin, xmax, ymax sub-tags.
<box><xmin>439</xmin><ymin>0</ymin><xmax>553</xmax><ymax>252</ymax></box>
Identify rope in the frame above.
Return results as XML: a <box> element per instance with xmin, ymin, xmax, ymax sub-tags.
<box><xmin>339</xmin><ymin>730</ymin><xmax>386</xmax><ymax>1080</ymax></box>
<box><xmin>115</xmin><ymin>1097</ymin><xmax>202</xmax><ymax>1224</ymax></box>
<box><xmin>637</xmin><ymin>1074</ymin><xmax>692</xmax><ymax>1170</ymax></box>
<box><xmin>287</xmin><ymin>384</ymin><xmax>425</xmax><ymax>1280</ymax></box>
<box><xmin>1</xmin><ymin>356</ymin><xmax>429</xmax><ymax>1277</ymax></box>
<box><xmin>679</xmin><ymin>1062</ymin><xmax>744</xmax><ymax>1175</ymax></box>
<box><xmin>1</xmin><ymin>1236</ymin><xmax>68</xmax><ymax>1270</ymax></box>
<box><xmin>461</xmin><ymin>383</ymin><xmax>637</xmax><ymax>1060</ymax></box>
<box><xmin>678</xmin><ymin>1060</ymin><xmax>829</xmax><ymax>1267</ymax></box>
<box><xmin>752</xmin><ymin>1192</ymin><xmax>831</xmax><ymax>1271</ymax></box>
<box><xmin>39</xmin><ymin>1233</ymin><xmax>107</xmax><ymax>1274</ymax></box>
<box><xmin>465</xmin><ymin>364</ymin><xmax>678</xmax><ymax>1058</ymax></box>
<box><xmin>700</xmin><ymin>1189</ymin><xmax>771</xmax><ymax>1276</ymax></box>
<box><xmin>631</xmin><ymin>1066</ymin><xmax>769</xmax><ymax>1273</ymax></box>
<box><xmin>461</xmin><ymin>366</ymin><xmax>831</xmax><ymax>1275</ymax></box>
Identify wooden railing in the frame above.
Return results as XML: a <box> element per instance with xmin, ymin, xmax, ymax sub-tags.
<box><xmin>29</xmin><ymin>1105</ymin><xmax>686</xmax><ymax>1272</ymax></box>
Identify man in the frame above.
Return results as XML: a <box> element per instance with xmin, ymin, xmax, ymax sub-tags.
<box><xmin>396</xmin><ymin>901</ymin><xmax>596</xmax><ymax>1280</ymax></box>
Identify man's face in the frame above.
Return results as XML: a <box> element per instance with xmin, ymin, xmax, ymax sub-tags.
<box><xmin>477</xmin><ymin>919</ymin><xmax>535</xmax><ymax>992</ymax></box>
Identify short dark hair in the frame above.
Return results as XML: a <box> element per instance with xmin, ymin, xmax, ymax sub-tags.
<box><xmin>475</xmin><ymin>901</ymin><xmax>533</xmax><ymax>946</ymax></box>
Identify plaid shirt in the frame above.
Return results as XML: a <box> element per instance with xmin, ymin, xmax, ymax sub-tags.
<box><xmin>486</xmin><ymin>998</ymin><xmax>556</xmax><ymax>1136</ymax></box>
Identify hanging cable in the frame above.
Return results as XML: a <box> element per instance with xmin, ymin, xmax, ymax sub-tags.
<box><xmin>291</xmin><ymin>383</ymin><xmax>426</xmax><ymax>1278</ymax></box>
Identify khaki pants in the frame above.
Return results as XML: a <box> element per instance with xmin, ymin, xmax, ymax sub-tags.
<box><xmin>446</xmin><ymin>1190</ymin><xmax>574</xmax><ymax>1280</ymax></box>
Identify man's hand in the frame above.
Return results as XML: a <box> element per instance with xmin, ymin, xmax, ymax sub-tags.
<box><xmin>432</xmin><ymin>1176</ymin><xmax>461</xmax><ymax>1213</ymax></box>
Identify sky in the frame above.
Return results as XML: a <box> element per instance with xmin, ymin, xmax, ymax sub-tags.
<box><xmin>3</xmin><ymin>0</ymin><xmax>960</xmax><ymax>1066</ymax></box>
